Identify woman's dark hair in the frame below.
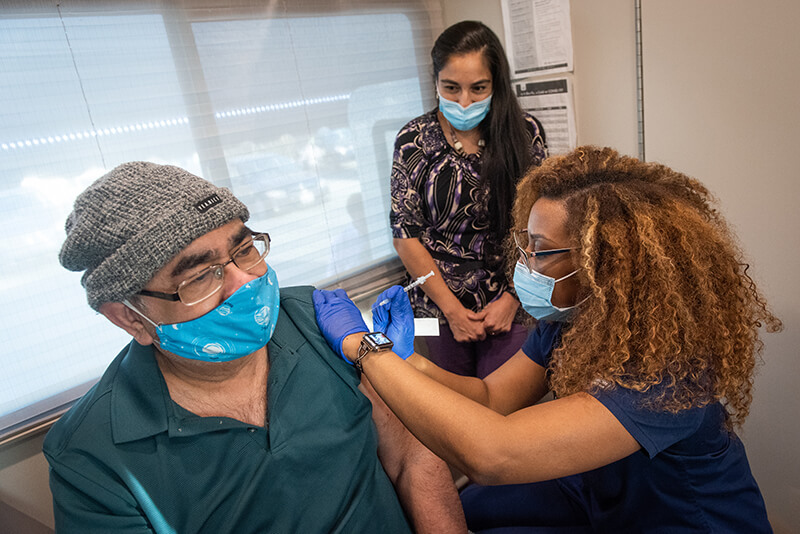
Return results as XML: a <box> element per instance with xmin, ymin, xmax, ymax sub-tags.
<box><xmin>432</xmin><ymin>20</ymin><xmax>534</xmax><ymax>241</ymax></box>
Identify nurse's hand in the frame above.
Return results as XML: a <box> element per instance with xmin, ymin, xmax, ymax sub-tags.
<box><xmin>371</xmin><ymin>286</ymin><xmax>415</xmax><ymax>359</ymax></box>
<box><xmin>312</xmin><ymin>288</ymin><xmax>368</xmax><ymax>362</ymax></box>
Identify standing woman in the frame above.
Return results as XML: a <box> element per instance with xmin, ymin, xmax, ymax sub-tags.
<box><xmin>391</xmin><ymin>20</ymin><xmax>547</xmax><ymax>378</ymax></box>
<box><xmin>314</xmin><ymin>146</ymin><xmax>781</xmax><ymax>532</ymax></box>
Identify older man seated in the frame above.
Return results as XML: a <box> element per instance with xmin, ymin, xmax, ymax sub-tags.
<box><xmin>44</xmin><ymin>162</ymin><xmax>466</xmax><ymax>533</ymax></box>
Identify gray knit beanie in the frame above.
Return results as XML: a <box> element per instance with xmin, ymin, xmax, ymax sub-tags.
<box><xmin>60</xmin><ymin>162</ymin><xmax>249</xmax><ymax>310</ymax></box>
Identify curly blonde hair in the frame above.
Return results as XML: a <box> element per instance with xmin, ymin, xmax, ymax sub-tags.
<box><xmin>509</xmin><ymin>146</ymin><xmax>781</xmax><ymax>427</ymax></box>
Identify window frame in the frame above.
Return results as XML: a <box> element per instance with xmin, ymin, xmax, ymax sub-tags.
<box><xmin>0</xmin><ymin>0</ymin><xmax>440</xmax><ymax>445</ymax></box>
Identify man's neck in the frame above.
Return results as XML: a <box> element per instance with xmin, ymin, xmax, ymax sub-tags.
<box><xmin>155</xmin><ymin>347</ymin><xmax>269</xmax><ymax>427</ymax></box>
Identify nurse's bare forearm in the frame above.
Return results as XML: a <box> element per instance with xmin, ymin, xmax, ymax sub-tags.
<box><xmin>341</xmin><ymin>335</ymin><xmax>641</xmax><ymax>486</ymax></box>
<box><xmin>407</xmin><ymin>353</ymin><xmax>490</xmax><ymax>405</ymax></box>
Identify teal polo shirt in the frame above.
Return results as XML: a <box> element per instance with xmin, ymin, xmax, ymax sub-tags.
<box><xmin>44</xmin><ymin>286</ymin><xmax>411</xmax><ymax>534</ymax></box>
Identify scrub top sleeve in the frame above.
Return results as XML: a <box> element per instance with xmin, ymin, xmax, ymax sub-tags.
<box><xmin>520</xmin><ymin>321</ymin><xmax>563</xmax><ymax>367</ymax></box>
<box><xmin>520</xmin><ymin>320</ymin><xmax>707</xmax><ymax>459</ymax></box>
<box><xmin>592</xmin><ymin>385</ymin><xmax>707</xmax><ymax>459</ymax></box>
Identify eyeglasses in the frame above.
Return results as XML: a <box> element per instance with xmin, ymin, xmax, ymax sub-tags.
<box><xmin>137</xmin><ymin>233</ymin><xmax>270</xmax><ymax>306</ymax></box>
<box><xmin>512</xmin><ymin>229</ymin><xmax>574</xmax><ymax>273</ymax></box>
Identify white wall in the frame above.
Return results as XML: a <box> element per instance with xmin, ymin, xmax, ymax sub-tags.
<box><xmin>443</xmin><ymin>1</ymin><xmax>799</xmax><ymax>532</ymax></box>
<box><xmin>443</xmin><ymin>0</ymin><xmax>638</xmax><ymax>155</ymax></box>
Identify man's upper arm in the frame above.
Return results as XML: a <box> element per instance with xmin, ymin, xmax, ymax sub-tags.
<box><xmin>359</xmin><ymin>375</ymin><xmax>467</xmax><ymax>533</ymax></box>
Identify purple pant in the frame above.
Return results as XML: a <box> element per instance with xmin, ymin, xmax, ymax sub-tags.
<box><xmin>421</xmin><ymin>322</ymin><xmax>530</xmax><ymax>378</ymax></box>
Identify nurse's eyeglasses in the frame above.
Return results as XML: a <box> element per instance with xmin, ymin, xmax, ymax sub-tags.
<box><xmin>512</xmin><ymin>229</ymin><xmax>574</xmax><ymax>274</ymax></box>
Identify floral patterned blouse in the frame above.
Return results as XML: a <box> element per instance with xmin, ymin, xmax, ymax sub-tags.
<box><xmin>390</xmin><ymin>109</ymin><xmax>547</xmax><ymax>319</ymax></box>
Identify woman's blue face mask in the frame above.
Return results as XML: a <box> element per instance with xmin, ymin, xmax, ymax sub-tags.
<box><xmin>438</xmin><ymin>91</ymin><xmax>492</xmax><ymax>131</ymax></box>
<box><xmin>125</xmin><ymin>266</ymin><xmax>280</xmax><ymax>362</ymax></box>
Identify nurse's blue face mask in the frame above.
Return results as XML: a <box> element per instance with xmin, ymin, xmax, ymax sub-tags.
<box><xmin>512</xmin><ymin>229</ymin><xmax>581</xmax><ymax>322</ymax></box>
<box><xmin>513</xmin><ymin>262</ymin><xmax>580</xmax><ymax>322</ymax></box>
<box><xmin>124</xmin><ymin>233</ymin><xmax>280</xmax><ymax>362</ymax></box>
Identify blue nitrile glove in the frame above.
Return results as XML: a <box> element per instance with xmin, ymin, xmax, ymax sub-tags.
<box><xmin>312</xmin><ymin>288</ymin><xmax>368</xmax><ymax>362</ymax></box>
<box><xmin>371</xmin><ymin>285</ymin><xmax>415</xmax><ymax>359</ymax></box>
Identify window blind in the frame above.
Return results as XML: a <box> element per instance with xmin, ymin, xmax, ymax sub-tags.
<box><xmin>0</xmin><ymin>0</ymin><xmax>441</xmax><ymax>439</ymax></box>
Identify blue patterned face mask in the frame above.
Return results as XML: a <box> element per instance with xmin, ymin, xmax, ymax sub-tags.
<box><xmin>438</xmin><ymin>91</ymin><xmax>492</xmax><ymax>131</ymax></box>
<box><xmin>513</xmin><ymin>261</ymin><xmax>580</xmax><ymax>322</ymax></box>
<box><xmin>125</xmin><ymin>266</ymin><xmax>280</xmax><ymax>362</ymax></box>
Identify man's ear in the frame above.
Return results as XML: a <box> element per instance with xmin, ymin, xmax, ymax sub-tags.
<box><xmin>99</xmin><ymin>301</ymin><xmax>155</xmax><ymax>346</ymax></box>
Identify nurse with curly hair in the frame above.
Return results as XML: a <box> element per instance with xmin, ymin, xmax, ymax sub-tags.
<box><xmin>314</xmin><ymin>146</ymin><xmax>781</xmax><ymax>532</ymax></box>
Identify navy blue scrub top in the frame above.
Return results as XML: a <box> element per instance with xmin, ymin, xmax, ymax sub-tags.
<box><xmin>521</xmin><ymin>321</ymin><xmax>772</xmax><ymax>533</ymax></box>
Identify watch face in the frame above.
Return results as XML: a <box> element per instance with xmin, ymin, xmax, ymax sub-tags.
<box><xmin>364</xmin><ymin>332</ymin><xmax>393</xmax><ymax>350</ymax></box>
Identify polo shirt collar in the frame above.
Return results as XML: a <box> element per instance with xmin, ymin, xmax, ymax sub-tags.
<box><xmin>111</xmin><ymin>340</ymin><xmax>171</xmax><ymax>444</ymax></box>
<box><xmin>263</xmin><ymin>310</ymin><xmax>303</xmax><ymax>407</ymax></box>
<box><xmin>109</xmin><ymin>308</ymin><xmax>305</xmax><ymax>445</ymax></box>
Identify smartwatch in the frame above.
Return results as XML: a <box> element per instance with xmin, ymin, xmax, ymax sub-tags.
<box><xmin>354</xmin><ymin>332</ymin><xmax>394</xmax><ymax>372</ymax></box>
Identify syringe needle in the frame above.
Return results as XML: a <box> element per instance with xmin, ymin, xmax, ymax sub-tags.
<box><xmin>373</xmin><ymin>270</ymin><xmax>435</xmax><ymax>308</ymax></box>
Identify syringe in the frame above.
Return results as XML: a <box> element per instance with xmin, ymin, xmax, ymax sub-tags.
<box><xmin>373</xmin><ymin>270</ymin><xmax>435</xmax><ymax>309</ymax></box>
